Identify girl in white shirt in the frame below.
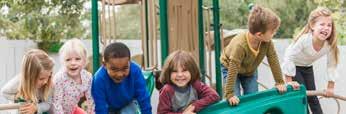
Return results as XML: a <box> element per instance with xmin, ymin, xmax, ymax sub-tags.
<box><xmin>282</xmin><ymin>7</ymin><xmax>339</xmax><ymax>114</ymax></box>
<box><xmin>1</xmin><ymin>49</ymin><xmax>54</xmax><ymax>114</ymax></box>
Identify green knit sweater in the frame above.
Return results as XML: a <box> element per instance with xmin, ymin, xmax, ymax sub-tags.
<box><xmin>220</xmin><ymin>32</ymin><xmax>285</xmax><ymax>98</ymax></box>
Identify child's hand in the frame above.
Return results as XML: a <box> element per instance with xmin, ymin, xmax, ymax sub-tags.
<box><xmin>227</xmin><ymin>96</ymin><xmax>240</xmax><ymax>106</ymax></box>
<box><xmin>325</xmin><ymin>88</ymin><xmax>334</xmax><ymax>97</ymax></box>
<box><xmin>183</xmin><ymin>105</ymin><xmax>195</xmax><ymax>114</ymax></box>
<box><xmin>19</xmin><ymin>103</ymin><xmax>37</xmax><ymax>114</ymax></box>
<box><xmin>287</xmin><ymin>81</ymin><xmax>300</xmax><ymax>90</ymax></box>
<box><xmin>275</xmin><ymin>84</ymin><xmax>287</xmax><ymax>94</ymax></box>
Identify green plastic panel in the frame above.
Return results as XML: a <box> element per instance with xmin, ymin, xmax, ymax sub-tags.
<box><xmin>198</xmin><ymin>85</ymin><xmax>307</xmax><ymax>114</ymax></box>
<box><xmin>143</xmin><ymin>70</ymin><xmax>155</xmax><ymax>96</ymax></box>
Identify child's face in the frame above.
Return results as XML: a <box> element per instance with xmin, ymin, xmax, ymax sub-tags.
<box><xmin>63</xmin><ymin>51</ymin><xmax>86</xmax><ymax>78</ymax></box>
<box><xmin>104</xmin><ymin>57</ymin><xmax>130</xmax><ymax>83</ymax></box>
<box><xmin>170</xmin><ymin>64</ymin><xmax>191</xmax><ymax>88</ymax></box>
<box><xmin>311</xmin><ymin>16</ymin><xmax>332</xmax><ymax>41</ymax></box>
<box><xmin>36</xmin><ymin>70</ymin><xmax>52</xmax><ymax>89</ymax></box>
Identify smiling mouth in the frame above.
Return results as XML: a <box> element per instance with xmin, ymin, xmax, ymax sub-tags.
<box><xmin>69</xmin><ymin>67</ymin><xmax>78</xmax><ymax>71</ymax></box>
<box><xmin>320</xmin><ymin>31</ymin><xmax>328</xmax><ymax>37</ymax></box>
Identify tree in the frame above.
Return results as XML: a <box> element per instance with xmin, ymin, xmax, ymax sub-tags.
<box><xmin>0</xmin><ymin>0</ymin><xmax>88</xmax><ymax>41</ymax></box>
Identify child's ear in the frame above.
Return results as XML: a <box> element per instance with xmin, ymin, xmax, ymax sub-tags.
<box><xmin>254</xmin><ymin>32</ymin><xmax>263</xmax><ymax>37</ymax></box>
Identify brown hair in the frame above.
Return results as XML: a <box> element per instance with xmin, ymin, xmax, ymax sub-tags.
<box><xmin>248</xmin><ymin>5</ymin><xmax>281</xmax><ymax>34</ymax></box>
<box><xmin>17</xmin><ymin>49</ymin><xmax>54</xmax><ymax>103</ymax></box>
<box><xmin>293</xmin><ymin>7</ymin><xmax>339</xmax><ymax>64</ymax></box>
<box><xmin>160</xmin><ymin>50</ymin><xmax>200</xmax><ymax>85</ymax></box>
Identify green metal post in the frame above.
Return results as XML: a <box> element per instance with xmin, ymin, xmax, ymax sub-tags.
<box><xmin>159</xmin><ymin>0</ymin><xmax>169</xmax><ymax>66</ymax></box>
<box><xmin>212</xmin><ymin>0</ymin><xmax>222</xmax><ymax>97</ymax></box>
<box><xmin>144</xmin><ymin>0</ymin><xmax>150</xmax><ymax>68</ymax></box>
<box><xmin>198</xmin><ymin>0</ymin><xmax>206</xmax><ymax>82</ymax></box>
<box><xmin>91</xmin><ymin>0</ymin><xmax>100</xmax><ymax>74</ymax></box>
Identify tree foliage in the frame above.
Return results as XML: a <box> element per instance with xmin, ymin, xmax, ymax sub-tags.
<box><xmin>204</xmin><ymin>0</ymin><xmax>345</xmax><ymax>41</ymax></box>
<box><xmin>0</xmin><ymin>0</ymin><xmax>89</xmax><ymax>41</ymax></box>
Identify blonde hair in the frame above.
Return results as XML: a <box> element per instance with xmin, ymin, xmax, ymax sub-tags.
<box><xmin>294</xmin><ymin>7</ymin><xmax>339</xmax><ymax>64</ymax></box>
<box><xmin>18</xmin><ymin>49</ymin><xmax>54</xmax><ymax>103</ymax></box>
<box><xmin>160</xmin><ymin>50</ymin><xmax>200</xmax><ymax>85</ymax></box>
<box><xmin>59</xmin><ymin>39</ymin><xmax>88</xmax><ymax>66</ymax></box>
<box><xmin>248</xmin><ymin>5</ymin><xmax>281</xmax><ymax>34</ymax></box>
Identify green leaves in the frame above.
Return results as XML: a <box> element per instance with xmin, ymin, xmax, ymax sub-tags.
<box><xmin>0</xmin><ymin>0</ymin><xmax>88</xmax><ymax>40</ymax></box>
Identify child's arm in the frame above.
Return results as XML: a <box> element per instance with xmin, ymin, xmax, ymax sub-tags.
<box><xmin>266</xmin><ymin>42</ymin><xmax>285</xmax><ymax>85</ymax></box>
<box><xmin>85</xmin><ymin>76</ymin><xmax>95</xmax><ymax>114</ymax></box>
<box><xmin>222</xmin><ymin>45</ymin><xmax>244</xmax><ymax>100</ymax></box>
<box><xmin>190</xmin><ymin>81</ymin><xmax>220</xmax><ymax>112</ymax></box>
<box><xmin>91</xmin><ymin>77</ymin><xmax>108</xmax><ymax>114</ymax></box>
<box><xmin>326</xmin><ymin>51</ymin><xmax>338</xmax><ymax>96</ymax></box>
<box><xmin>134</xmin><ymin>69</ymin><xmax>152</xmax><ymax>114</ymax></box>
<box><xmin>282</xmin><ymin>37</ymin><xmax>305</xmax><ymax>82</ymax></box>
<box><xmin>157</xmin><ymin>85</ymin><xmax>181</xmax><ymax>114</ymax></box>
<box><xmin>326</xmin><ymin>81</ymin><xmax>335</xmax><ymax>97</ymax></box>
<box><xmin>51</xmin><ymin>80</ymin><xmax>65</xmax><ymax>113</ymax></box>
<box><xmin>1</xmin><ymin>75</ymin><xmax>20</xmax><ymax>100</ymax></box>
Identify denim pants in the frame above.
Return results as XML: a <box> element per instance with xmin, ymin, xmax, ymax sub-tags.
<box><xmin>109</xmin><ymin>100</ymin><xmax>138</xmax><ymax>114</ymax></box>
<box><xmin>221</xmin><ymin>65</ymin><xmax>258</xmax><ymax>96</ymax></box>
<box><xmin>293</xmin><ymin>66</ymin><xmax>323</xmax><ymax>114</ymax></box>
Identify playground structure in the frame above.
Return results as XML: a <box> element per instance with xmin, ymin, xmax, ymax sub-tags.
<box><xmin>90</xmin><ymin>0</ymin><xmax>346</xmax><ymax>114</ymax></box>
<box><xmin>1</xmin><ymin>0</ymin><xmax>346</xmax><ymax>114</ymax></box>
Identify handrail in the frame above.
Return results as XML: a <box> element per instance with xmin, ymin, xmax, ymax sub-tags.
<box><xmin>0</xmin><ymin>103</ymin><xmax>21</xmax><ymax>110</ymax></box>
<box><xmin>261</xmin><ymin>61</ymin><xmax>345</xmax><ymax>114</ymax></box>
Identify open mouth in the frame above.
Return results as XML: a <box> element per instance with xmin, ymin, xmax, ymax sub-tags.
<box><xmin>68</xmin><ymin>67</ymin><xmax>78</xmax><ymax>72</ymax></box>
<box><xmin>320</xmin><ymin>31</ymin><xmax>328</xmax><ymax>37</ymax></box>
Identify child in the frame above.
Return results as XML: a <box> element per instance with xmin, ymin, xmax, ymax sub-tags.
<box><xmin>158</xmin><ymin>50</ymin><xmax>220</xmax><ymax>114</ymax></box>
<box><xmin>1</xmin><ymin>49</ymin><xmax>54</xmax><ymax>114</ymax></box>
<box><xmin>282</xmin><ymin>7</ymin><xmax>339</xmax><ymax>114</ymax></box>
<box><xmin>220</xmin><ymin>5</ymin><xmax>290</xmax><ymax>106</ymax></box>
<box><xmin>50</xmin><ymin>39</ymin><xmax>94</xmax><ymax>114</ymax></box>
<box><xmin>91</xmin><ymin>42</ymin><xmax>152</xmax><ymax>114</ymax></box>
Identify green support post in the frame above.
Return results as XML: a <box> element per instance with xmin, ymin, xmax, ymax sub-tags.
<box><xmin>198</xmin><ymin>0</ymin><xmax>206</xmax><ymax>82</ymax></box>
<box><xmin>91</xmin><ymin>0</ymin><xmax>100</xmax><ymax>74</ymax></box>
<box><xmin>159</xmin><ymin>0</ymin><xmax>169</xmax><ymax>66</ymax></box>
<box><xmin>144</xmin><ymin>0</ymin><xmax>150</xmax><ymax>68</ymax></box>
<box><xmin>212</xmin><ymin>0</ymin><xmax>222</xmax><ymax>97</ymax></box>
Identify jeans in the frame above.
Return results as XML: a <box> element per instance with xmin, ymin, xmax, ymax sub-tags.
<box><xmin>109</xmin><ymin>100</ymin><xmax>138</xmax><ymax>114</ymax></box>
<box><xmin>221</xmin><ymin>65</ymin><xmax>258</xmax><ymax>96</ymax></box>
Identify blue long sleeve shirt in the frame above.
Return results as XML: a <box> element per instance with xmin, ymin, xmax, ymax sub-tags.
<box><xmin>91</xmin><ymin>62</ymin><xmax>152</xmax><ymax>114</ymax></box>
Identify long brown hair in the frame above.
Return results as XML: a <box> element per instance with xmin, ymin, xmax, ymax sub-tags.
<box><xmin>294</xmin><ymin>7</ymin><xmax>339</xmax><ymax>64</ymax></box>
<box><xmin>17</xmin><ymin>49</ymin><xmax>54</xmax><ymax>103</ymax></box>
<box><xmin>160</xmin><ymin>50</ymin><xmax>200</xmax><ymax>85</ymax></box>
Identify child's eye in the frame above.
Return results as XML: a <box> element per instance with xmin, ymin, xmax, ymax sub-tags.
<box><xmin>65</xmin><ymin>58</ymin><xmax>71</xmax><ymax>61</ymax></box>
<box><xmin>75</xmin><ymin>58</ymin><xmax>81</xmax><ymax>61</ymax></box>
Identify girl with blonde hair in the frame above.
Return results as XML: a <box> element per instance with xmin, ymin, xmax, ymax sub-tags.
<box><xmin>50</xmin><ymin>39</ymin><xmax>94</xmax><ymax>114</ymax></box>
<box><xmin>1</xmin><ymin>49</ymin><xmax>54</xmax><ymax>114</ymax></box>
<box><xmin>282</xmin><ymin>7</ymin><xmax>339</xmax><ymax>114</ymax></box>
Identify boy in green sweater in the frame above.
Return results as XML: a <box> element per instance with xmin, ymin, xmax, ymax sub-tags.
<box><xmin>220</xmin><ymin>5</ymin><xmax>299</xmax><ymax>106</ymax></box>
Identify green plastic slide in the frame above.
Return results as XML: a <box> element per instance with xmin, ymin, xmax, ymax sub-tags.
<box><xmin>136</xmin><ymin>70</ymin><xmax>156</xmax><ymax>114</ymax></box>
<box><xmin>198</xmin><ymin>85</ymin><xmax>307</xmax><ymax>114</ymax></box>
<box><xmin>142</xmin><ymin>70</ymin><xmax>155</xmax><ymax>96</ymax></box>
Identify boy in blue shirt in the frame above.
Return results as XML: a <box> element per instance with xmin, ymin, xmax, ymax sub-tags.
<box><xmin>91</xmin><ymin>42</ymin><xmax>152</xmax><ymax>114</ymax></box>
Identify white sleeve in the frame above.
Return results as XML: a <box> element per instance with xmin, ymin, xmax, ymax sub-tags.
<box><xmin>1</xmin><ymin>75</ymin><xmax>20</xmax><ymax>100</ymax></box>
<box><xmin>282</xmin><ymin>39</ymin><xmax>305</xmax><ymax>77</ymax></box>
<box><xmin>37</xmin><ymin>102</ymin><xmax>51</xmax><ymax>113</ymax></box>
<box><xmin>326</xmin><ymin>50</ymin><xmax>339</xmax><ymax>82</ymax></box>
